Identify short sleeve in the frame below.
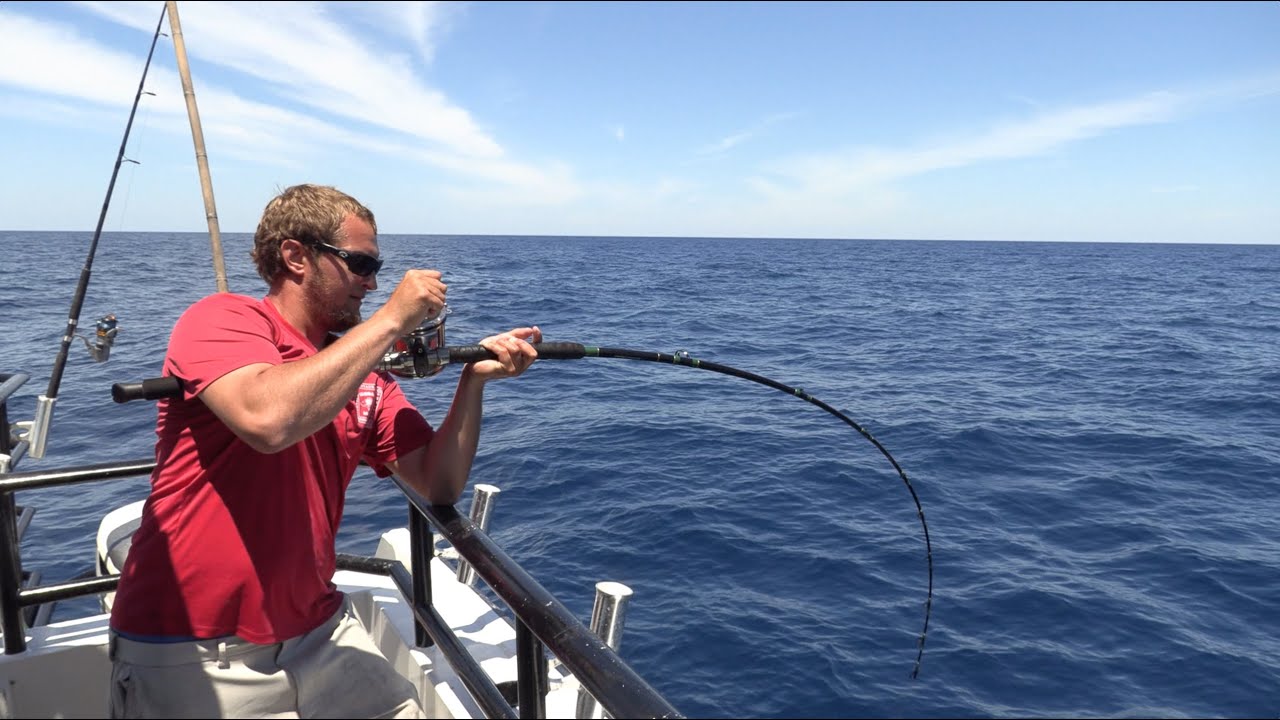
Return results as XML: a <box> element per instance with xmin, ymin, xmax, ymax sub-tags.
<box><xmin>165</xmin><ymin>294</ymin><xmax>283</xmax><ymax>396</ymax></box>
<box><xmin>363</xmin><ymin>374</ymin><xmax>433</xmax><ymax>476</ymax></box>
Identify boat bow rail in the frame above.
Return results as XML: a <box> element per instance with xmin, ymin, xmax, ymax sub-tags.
<box><xmin>0</xmin><ymin>376</ymin><xmax>682</xmax><ymax>719</ymax></box>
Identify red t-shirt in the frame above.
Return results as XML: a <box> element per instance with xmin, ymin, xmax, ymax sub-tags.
<box><xmin>110</xmin><ymin>293</ymin><xmax>433</xmax><ymax>643</ymax></box>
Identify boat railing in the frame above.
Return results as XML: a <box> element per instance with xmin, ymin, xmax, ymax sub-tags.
<box><xmin>0</xmin><ymin>377</ymin><xmax>681</xmax><ymax>719</ymax></box>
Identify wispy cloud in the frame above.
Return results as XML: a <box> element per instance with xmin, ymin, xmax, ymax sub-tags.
<box><xmin>76</xmin><ymin>1</ymin><xmax>502</xmax><ymax>157</ymax></box>
<box><xmin>0</xmin><ymin>7</ymin><xmax>166</xmax><ymax>109</ymax></box>
<box><xmin>340</xmin><ymin>1</ymin><xmax>464</xmax><ymax>66</ymax></box>
<box><xmin>699</xmin><ymin>130</ymin><xmax>753</xmax><ymax>156</ymax></box>
<box><xmin>754</xmin><ymin>91</ymin><xmax>1193</xmax><ymax>197</ymax></box>
<box><xmin>698</xmin><ymin>112</ymin><xmax>799</xmax><ymax>156</ymax></box>
<box><xmin>5</xmin><ymin>1</ymin><xmax>578</xmax><ymax>200</ymax></box>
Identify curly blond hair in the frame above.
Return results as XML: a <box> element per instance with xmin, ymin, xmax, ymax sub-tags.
<box><xmin>250</xmin><ymin>184</ymin><xmax>378</xmax><ymax>283</ymax></box>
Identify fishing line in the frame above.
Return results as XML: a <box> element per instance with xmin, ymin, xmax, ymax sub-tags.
<box><xmin>109</xmin><ymin>82</ymin><xmax>161</xmax><ymax>233</ymax></box>
<box><xmin>112</xmin><ymin>339</ymin><xmax>935</xmax><ymax>677</ymax></box>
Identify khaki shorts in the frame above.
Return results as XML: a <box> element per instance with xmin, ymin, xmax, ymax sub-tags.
<box><xmin>108</xmin><ymin>596</ymin><xmax>425</xmax><ymax>719</ymax></box>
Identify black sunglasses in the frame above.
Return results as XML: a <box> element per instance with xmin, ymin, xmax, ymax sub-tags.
<box><xmin>309</xmin><ymin>240</ymin><xmax>384</xmax><ymax>277</ymax></box>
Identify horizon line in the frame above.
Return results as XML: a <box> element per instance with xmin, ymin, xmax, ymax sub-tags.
<box><xmin>3</xmin><ymin>229</ymin><xmax>1277</xmax><ymax>246</ymax></box>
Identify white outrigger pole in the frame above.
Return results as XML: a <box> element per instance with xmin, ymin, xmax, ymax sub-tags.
<box><xmin>166</xmin><ymin>0</ymin><xmax>228</xmax><ymax>294</ymax></box>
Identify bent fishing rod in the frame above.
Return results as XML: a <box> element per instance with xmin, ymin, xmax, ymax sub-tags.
<box><xmin>27</xmin><ymin>4</ymin><xmax>169</xmax><ymax>459</ymax></box>
<box><xmin>112</xmin><ymin>337</ymin><xmax>934</xmax><ymax>678</ymax></box>
<box><xmin>394</xmin><ymin>340</ymin><xmax>934</xmax><ymax>679</ymax></box>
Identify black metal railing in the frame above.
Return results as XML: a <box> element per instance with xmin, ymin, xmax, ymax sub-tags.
<box><xmin>397</xmin><ymin>478</ymin><xmax>681</xmax><ymax>719</ymax></box>
<box><xmin>0</xmin><ymin>457</ymin><xmax>681</xmax><ymax>719</ymax></box>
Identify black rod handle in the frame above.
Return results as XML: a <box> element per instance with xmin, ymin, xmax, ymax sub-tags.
<box><xmin>111</xmin><ymin>376</ymin><xmax>183</xmax><ymax>403</ymax></box>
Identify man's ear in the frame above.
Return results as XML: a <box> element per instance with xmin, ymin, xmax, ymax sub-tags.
<box><xmin>280</xmin><ymin>238</ymin><xmax>311</xmax><ymax>278</ymax></box>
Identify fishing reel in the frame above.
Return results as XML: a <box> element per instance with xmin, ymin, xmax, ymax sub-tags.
<box><xmin>379</xmin><ymin>305</ymin><xmax>451</xmax><ymax>379</ymax></box>
<box><xmin>78</xmin><ymin>313</ymin><xmax>119</xmax><ymax>363</ymax></box>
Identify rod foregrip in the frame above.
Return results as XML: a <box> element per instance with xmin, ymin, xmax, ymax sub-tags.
<box><xmin>534</xmin><ymin>341</ymin><xmax>589</xmax><ymax>359</ymax></box>
<box><xmin>112</xmin><ymin>376</ymin><xmax>183</xmax><ymax>403</ymax></box>
<box><xmin>446</xmin><ymin>341</ymin><xmax>587</xmax><ymax>364</ymax></box>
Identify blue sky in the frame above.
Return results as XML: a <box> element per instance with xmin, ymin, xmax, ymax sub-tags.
<box><xmin>1</xmin><ymin>1</ymin><xmax>1276</xmax><ymax>243</ymax></box>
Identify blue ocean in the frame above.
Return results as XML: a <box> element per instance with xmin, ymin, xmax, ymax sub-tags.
<box><xmin>2</xmin><ymin>230</ymin><xmax>1277</xmax><ymax>719</ymax></box>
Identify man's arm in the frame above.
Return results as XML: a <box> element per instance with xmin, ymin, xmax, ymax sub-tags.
<box><xmin>199</xmin><ymin>271</ymin><xmax>446</xmax><ymax>454</ymax></box>
<box><xmin>390</xmin><ymin>327</ymin><xmax>541</xmax><ymax>504</ymax></box>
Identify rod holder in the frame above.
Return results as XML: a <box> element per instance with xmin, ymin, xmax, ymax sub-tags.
<box><xmin>456</xmin><ymin>483</ymin><xmax>499</xmax><ymax>586</ymax></box>
<box><xmin>26</xmin><ymin>396</ymin><xmax>54</xmax><ymax>460</ymax></box>
<box><xmin>575</xmin><ymin>581</ymin><xmax>634</xmax><ymax>719</ymax></box>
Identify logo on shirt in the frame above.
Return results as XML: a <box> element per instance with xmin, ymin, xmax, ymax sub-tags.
<box><xmin>355</xmin><ymin>382</ymin><xmax>382</xmax><ymax>428</ymax></box>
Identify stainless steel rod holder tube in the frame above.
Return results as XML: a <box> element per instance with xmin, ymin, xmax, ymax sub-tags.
<box><xmin>26</xmin><ymin>396</ymin><xmax>55</xmax><ymax>460</ymax></box>
<box><xmin>575</xmin><ymin>581</ymin><xmax>634</xmax><ymax>719</ymax></box>
<box><xmin>456</xmin><ymin>483</ymin><xmax>499</xmax><ymax>586</ymax></box>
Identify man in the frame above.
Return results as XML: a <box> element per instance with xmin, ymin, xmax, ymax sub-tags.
<box><xmin>108</xmin><ymin>184</ymin><xmax>540</xmax><ymax>718</ymax></box>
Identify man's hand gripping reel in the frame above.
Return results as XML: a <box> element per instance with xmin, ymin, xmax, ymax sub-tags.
<box><xmin>379</xmin><ymin>305</ymin><xmax>452</xmax><ymax>379</ymax></box>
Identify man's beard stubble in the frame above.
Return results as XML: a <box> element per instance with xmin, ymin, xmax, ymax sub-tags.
<box><xmin>303</xmin><ymin>271</ymin><xmax>362</xmax><ymax>333</ymax></box>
